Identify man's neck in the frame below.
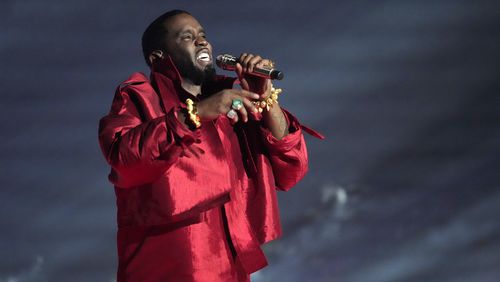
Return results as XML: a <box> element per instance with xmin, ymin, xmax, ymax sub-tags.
<box><xmin>181</xmin><ymin>79</ymin><xmax>202</xmax><ymax>97</ymax></box>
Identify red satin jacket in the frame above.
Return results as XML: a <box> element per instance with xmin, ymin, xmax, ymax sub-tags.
<box><xmin>98</xmin><ymin>57</ymin><xmax>311</xmax><ymax>281</ymax></box>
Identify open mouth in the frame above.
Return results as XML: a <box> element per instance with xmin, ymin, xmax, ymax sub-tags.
<box><xmin>196</xmin><ymin>50</ymin><xmax>211</xmax><ymax>63</ymax></box>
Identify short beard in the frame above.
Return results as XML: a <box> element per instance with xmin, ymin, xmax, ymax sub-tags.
<box><xmin>172</xmin><ymin>54</ymin><xmax>216</xmax><ymax>85</ymax></box>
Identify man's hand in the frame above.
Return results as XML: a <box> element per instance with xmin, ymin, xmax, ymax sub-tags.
<box><xmin>235</xmin><ymin>53</ymin><xmax>273</xmax><ymax>99</ymax></box>
<box><xmin>235</xmin><ymin>53</ymin><xmax>289</xmax><ymax>140</ymax></box>
<box><xmin>196</xmin><ymin>89</ymin><xmax>260</xmax><ymax>123</ymax></box>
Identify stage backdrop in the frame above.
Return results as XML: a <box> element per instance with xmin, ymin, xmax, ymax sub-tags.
<box><xmin>1</xmin><ymin>1</ymin><xmax>499</xmax><ymax>281</ymax></box>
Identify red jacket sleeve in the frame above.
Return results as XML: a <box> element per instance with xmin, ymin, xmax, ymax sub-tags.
<box><xmin>98</xmin><ymin>76</ymin><xmax>199</xmax><ymax>188</ymax></box>
<box><xmin>259</xmin><ymin>109</ymin><xmax>309</xmax><ymax>191</ymax></box>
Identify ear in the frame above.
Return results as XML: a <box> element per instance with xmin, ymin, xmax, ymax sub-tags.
<box><xmin>148</xmin><ymin>50</ymin><xmax>164</xmax><ymax>65</ymax></box>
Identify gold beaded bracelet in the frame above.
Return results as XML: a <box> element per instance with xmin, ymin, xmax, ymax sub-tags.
<box><xmin>252</xmin><ymin>86</ymin><xmax>283</xmax><ymax>113</ymax></box>
<box><xmin>185</xmin><ymin>98</ymin><xmax>201</xmax><ymax>129</ymax></box>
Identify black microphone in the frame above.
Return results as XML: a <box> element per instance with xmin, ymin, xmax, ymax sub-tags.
<box><xmin>216</xmin><ymin>54</ymin><xmax>284</xmax><ymax>80</ymax></box>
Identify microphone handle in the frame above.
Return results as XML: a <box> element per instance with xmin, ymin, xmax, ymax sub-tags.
<box><xmin>252</xmin><ymin>67</ymin><xmax>284</xmax><ymax>80</ymax></box>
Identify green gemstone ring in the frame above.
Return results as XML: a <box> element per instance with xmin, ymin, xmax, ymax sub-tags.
<box><xmin>231</xmin><ymin>99</ymin><xmax>243</xmax><ymax>111</ymax></box>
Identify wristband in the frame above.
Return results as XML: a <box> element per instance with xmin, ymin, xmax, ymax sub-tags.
<box><xmin>252</xmin><ymin>86</ymin><xmax>283</xmax><ymax>113</ymax></box>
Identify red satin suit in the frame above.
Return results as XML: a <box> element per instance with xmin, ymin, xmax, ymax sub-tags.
<box><xmin>98</xmin><ymin>57</ymin><xmax>310</xmax><ymax>281</ymax></box>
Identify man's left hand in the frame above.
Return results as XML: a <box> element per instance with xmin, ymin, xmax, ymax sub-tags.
<box><xmin>234</xmin><ymin>53</ymin><xmax>289</xmax><ymax>139</ymax></box>
<box><xmin>235</xmin><ymin>53</ymin><xmax>273</xmax><ymax>99</ymax></box>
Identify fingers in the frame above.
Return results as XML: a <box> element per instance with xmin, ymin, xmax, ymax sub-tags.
<box><xmin>239</xmin><ymin>53</ymin><xmax>250</xmax><ymax>73</ymax></box>
<box><xmin>239</xmin><ymin>53</ymin><xmax>264</xmax><ymax>74</ymax></box>
<box><xmin>235</xmin><ymin>63</ymin><xmax>250</xmax><ymax>91</ymax></box>
<box><xmin>260</xmin><ymin>79</ymin><xmax>272</xmax><ymax>100</ymax></box>
<box><xmin>237</xmin><ymin>53</ymin><xmax>271</xmax><ymax>95</ymax></box>
<box><xmin>241</xmin><ymin>96</ymin><xmax>261</xmax><ymax>121</ymax></box>
<box><xmin>235</xmin><ymin>89</ymin><xmax>260</xmax><ymax>100</ymax></box>
<box><xmin>226</xmin><ymin>90</ymin><xmax>260</xmax><ymax>123</ymax></box>
<box><xmin>235</xmin><ymin>101</ymin><xmax>249</xmax><ymax>122</ymax></box>
<box><xmin>235</xmin><ymin>63</ymin><xmax>244</xmax><ymax>80</ymax></box>
<box><xmin>228</xmin><ymin>109</ymin><xmax>239</xmax><ymax>124</ymax></box>
<box><xmin>226</xmin><ymin>99</ymin><xmax>247</xmax><ymax>123</ymax></box>
<box><xmin>247</xmin><ymin>55</ymin><xmax>262</xmax><ymax>73</ymax></box>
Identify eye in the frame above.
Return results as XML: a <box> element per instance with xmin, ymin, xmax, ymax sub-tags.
<box><xmin>181</xmin><ymin>33</ymin><xmax>193</xmax><ymax>41</ymax></box>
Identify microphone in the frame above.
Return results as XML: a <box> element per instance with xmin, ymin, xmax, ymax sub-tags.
<box><xmin>216</xmin><ymin>54</ymin><xmax>284</xmax><ymax>80</ymax></box>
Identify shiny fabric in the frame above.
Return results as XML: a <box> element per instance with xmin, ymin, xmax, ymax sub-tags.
<box><xmin>98</xmin><ymin>56</ymin><xmax>310</xmax><ymax>281</ymax></box>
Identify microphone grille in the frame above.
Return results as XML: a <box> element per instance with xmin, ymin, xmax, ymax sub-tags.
<box><xmin>216</xmin><ymin>54</ymin><xmax>237</xmax><ymax>69</ymax></box>
<box><xmin>215</xmin><ymin>55</ymin><xmax>224</xmax><ymax>67</ymax></box>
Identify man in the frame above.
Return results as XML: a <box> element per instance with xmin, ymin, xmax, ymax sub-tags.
<box><xmin>99</xmin><ymin>9</ymin><xmax>319</xmax><ymax>281</ymax></box>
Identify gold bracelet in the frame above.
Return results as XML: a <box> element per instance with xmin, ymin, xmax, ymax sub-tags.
<box><xmin>185</xmin><ymin>98</ymin><xmax>201</xmax><ymax>129</ymax></box>
<box><xmin>252</xmin><ymin>86</ymin><xmax>283</xmax><ymax>113</ymax></box>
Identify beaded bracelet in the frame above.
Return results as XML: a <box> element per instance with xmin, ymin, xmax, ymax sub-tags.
<box><xmin>252</xmin><ymin>86</ymin><xmax>283</xmax><ymax>113</ymax></box>
<box><xmin>185</xmin><ymin>98</ymin><xmax>201</xmax><ymax>129</ymax></box>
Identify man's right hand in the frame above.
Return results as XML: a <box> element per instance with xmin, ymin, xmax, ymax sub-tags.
<box><xmin>197</xmin><ymin>89</ymin><xmax>261</xmax><ymax>123</ymax></box>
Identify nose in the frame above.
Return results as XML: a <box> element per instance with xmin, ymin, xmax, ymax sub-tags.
<box><xmin>195</xmin><ymin>36</ymin><xmax>208</xmax><ymax>46</ymax></box>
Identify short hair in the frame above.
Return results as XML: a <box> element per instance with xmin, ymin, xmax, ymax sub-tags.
<box><xmin>141</xmin><ymin>9</ymin><xmax>190</xmax><ymax>66</ymax></box>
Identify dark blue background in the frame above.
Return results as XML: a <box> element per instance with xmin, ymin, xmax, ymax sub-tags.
<box><xmin>1</xmin><ymin>1</ymin><xmax>499</xmax><ymax>281</ymax></box>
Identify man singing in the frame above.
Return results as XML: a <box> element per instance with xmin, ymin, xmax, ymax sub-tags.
<box><xmin>99</xmin><ymin>9</ymin><xmax>317</xmax><ymax>281</ymax></box>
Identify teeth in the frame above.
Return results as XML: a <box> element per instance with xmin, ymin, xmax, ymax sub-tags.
<box><xmin>197</xmin><ymin>52</ymin><xmax>210</xmax><ymax>62</ymax></box>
